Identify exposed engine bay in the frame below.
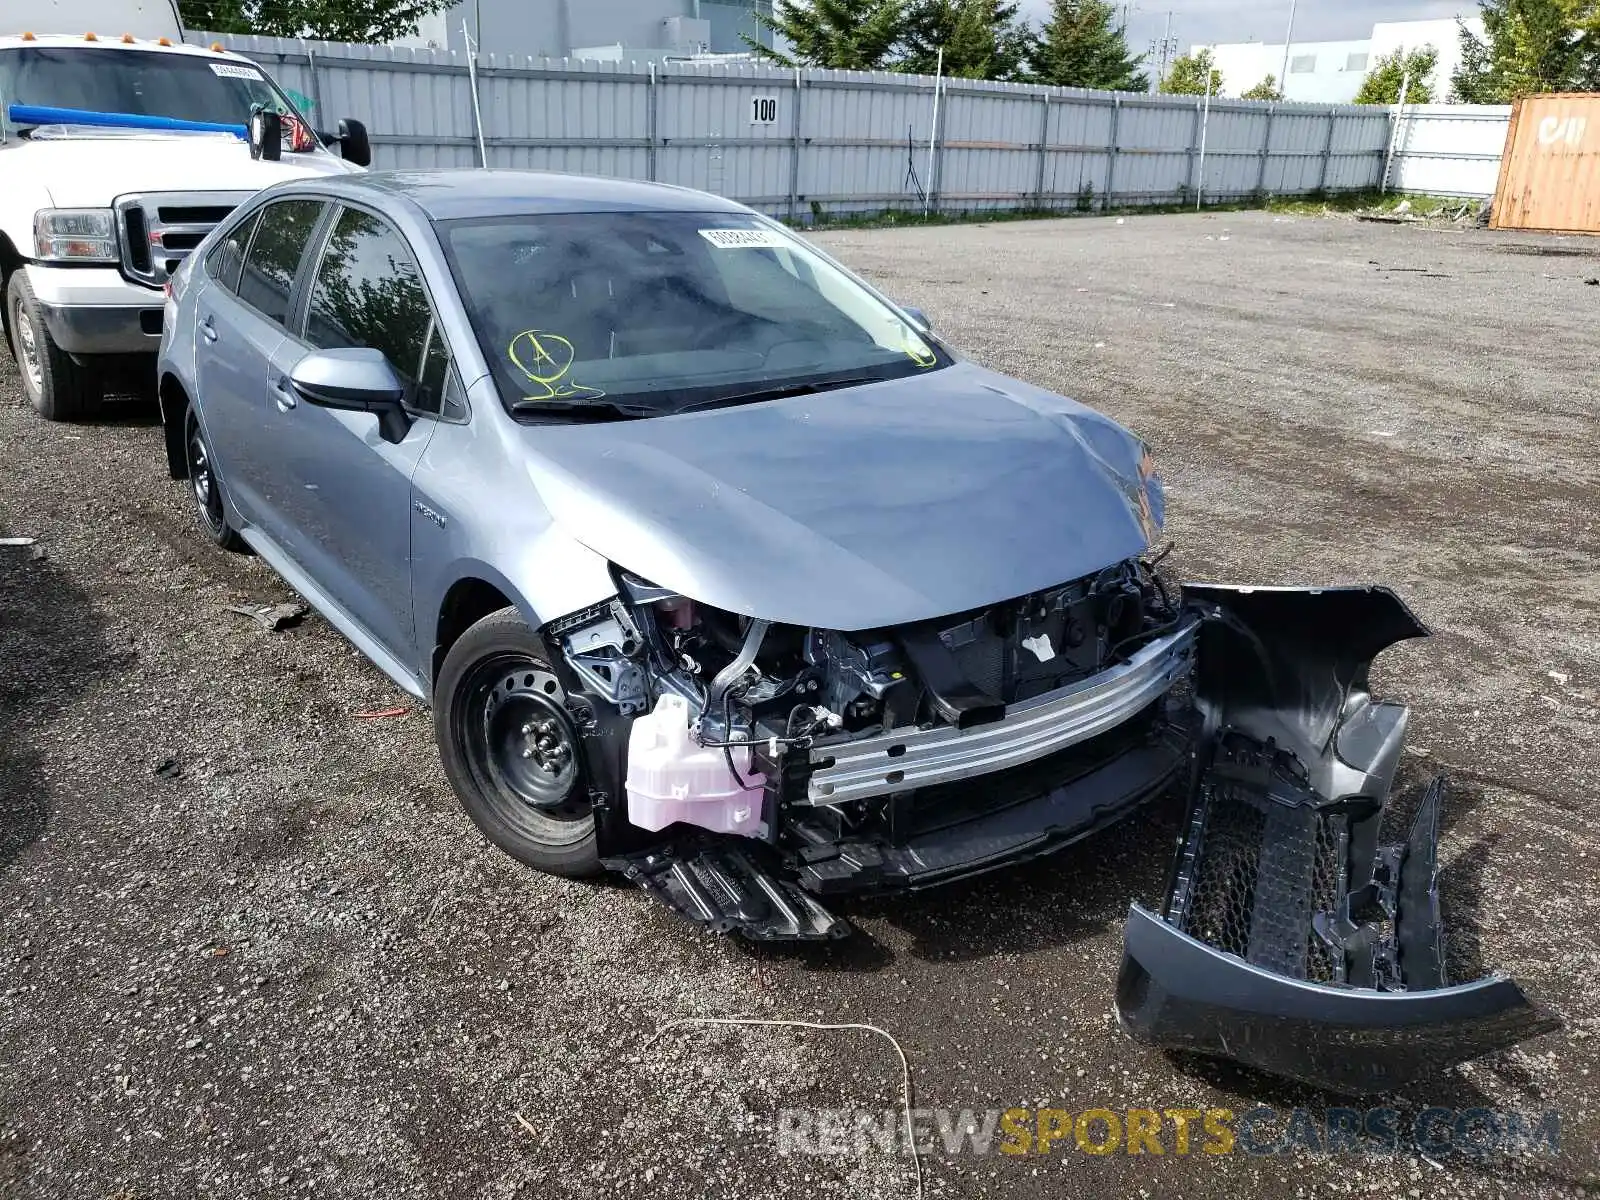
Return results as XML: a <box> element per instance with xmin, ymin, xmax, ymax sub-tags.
<box><xmin>541</xmin><ymin>574</ymin><xmax>1557</xmax><ymax>1095</ymax></box>
<box><xmin>550</xmin><ymin>555</ymin><xmax>1184</xmax><ymax>876</ymax></box>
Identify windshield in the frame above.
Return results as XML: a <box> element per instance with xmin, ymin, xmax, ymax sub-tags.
<box><xmin>438</xmin><ymin>211</ymin><xmax>948</xmax><ymax>420</ymax></box>
<box><xmin>0</xmin><ymin>46</ymin><xmax>309</xmax><ymax>133</ymax></box>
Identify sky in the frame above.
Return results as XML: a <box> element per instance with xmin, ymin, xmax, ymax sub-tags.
<box><xmin>1017</xmin><ymin>1</ymin><xmax>1481</xmax><ymax>56</ymax></box>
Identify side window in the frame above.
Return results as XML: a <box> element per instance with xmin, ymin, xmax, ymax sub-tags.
<box><xmin>204</xmin><ymin>211</ymin><xmax>259</xmax><ymax>295</ymax></box>
<box><xmin>237</xmin><ymin>199</ymin><xmax>325</xmax><ymax>327</ymax></box>
<box><xmin>413</xmin><ymin>322</ymin><xmax>452</xmax><ymax>416</ymax></box>
<box><xmin>303</xmin><ymin>207</ymin><xmax>433</xmax><ymax>390</ymax></box>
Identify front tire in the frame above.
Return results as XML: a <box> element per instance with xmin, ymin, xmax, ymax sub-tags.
<box><xmin>184</xmin><ymin>405</ymin><xmax>247</xmax><ymax>552</ymax></box>
<box><xmin>5</xmin><ymin>270</ymin><xmax>101</xmax><ymax>421</ymax></box>
<box><xmin>435</xmin><ymin>607</ymin><xmax>601</xmax><ymax>878</ymax></box>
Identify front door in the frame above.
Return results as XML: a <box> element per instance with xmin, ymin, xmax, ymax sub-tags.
<box><xmin>267</xmin><ymin>204</ymin><xmax>443</xmax><ymax>665</ymax></box>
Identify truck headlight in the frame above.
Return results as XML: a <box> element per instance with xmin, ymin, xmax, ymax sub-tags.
<box><xmin>33</xmin><ymin>209</ymin><xmax>119</xmax><ymax>263</ymax></box>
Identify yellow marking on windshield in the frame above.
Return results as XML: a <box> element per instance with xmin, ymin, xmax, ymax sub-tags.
<box><xmin>508</xmin><ymin>329</ymin><xmax>606</xmax><ymax>401</ymax></box>
<box><xmin>902</xmin><ymin>329</ymin><xmax>937</xmax><ymax>368</ymax></box>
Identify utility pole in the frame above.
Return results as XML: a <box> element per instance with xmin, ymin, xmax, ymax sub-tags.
<box><xmin>1148</xmin><ymin>11</ymin><xmax>1177</xmax><ymax>93</ymax></box>
<box><xmin>1278</xmin><ymin>0</ymin><xmax>1298</xmax><ymax>99</ymax></box>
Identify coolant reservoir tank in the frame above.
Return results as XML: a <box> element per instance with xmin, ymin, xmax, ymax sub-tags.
<box><xmin>625</xmin><ymin>694</ymin><xmax>766</xmax><ymax>837</ymax></box>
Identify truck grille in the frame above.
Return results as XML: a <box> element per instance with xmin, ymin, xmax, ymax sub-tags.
<box><xmin>114</xmin><ymin>192</ymin><xmax>254</xmax><ymax>288</ymax></box>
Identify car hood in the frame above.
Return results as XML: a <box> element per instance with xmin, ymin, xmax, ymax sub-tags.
<box><xmin>21</xmin><ymin>134</ymin><xmax>355</xmax><ymax>206</ymax></box>
<box><xmin>519</xmin><ymin>362</ymin><xmax>1164</xmax><ymax>631</ymax></box>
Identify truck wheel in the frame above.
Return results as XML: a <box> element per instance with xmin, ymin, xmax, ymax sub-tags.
<box><xmin>184</xmin><ymin>404</ymin><xmax>247</xmax><ymax>552</ymax></box>
<box><xmin>5</xmin><ymin>271</ymin><xmax>100</xmax><ymax>421</ymax></box>
<box><xmin>434</xmin><ymin>607</ymin><xmax>601</xmax><ymax>878</ymax></box>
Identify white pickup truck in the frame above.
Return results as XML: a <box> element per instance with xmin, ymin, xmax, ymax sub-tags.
<box><xmin>0</xmin><ymin>0</ymin><xmax>369</xmax><ymax>419</ymax></box>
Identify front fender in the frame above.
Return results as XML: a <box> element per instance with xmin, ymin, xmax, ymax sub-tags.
<box><xmin>413</xmin><ymin>536</ymin><xmax>617</xmax><ymax>682</ymax></box>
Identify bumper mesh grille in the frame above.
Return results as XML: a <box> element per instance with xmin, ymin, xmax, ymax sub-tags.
<box><xmin>1179</xmin><ymin>746</ymin><xmax>1348</xmax><ymax>985</ymax></box>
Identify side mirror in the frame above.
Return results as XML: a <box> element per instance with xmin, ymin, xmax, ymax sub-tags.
<box><xmin>248</xmin><ymin>108</ymin><xmax>281</xmax><ymax>162</ymax></box>
<box><xmin>321</xmin><ymin>117</ymin><xmax>371</xmax><ymax>167</ymax></box>
<box><xmin>290</xmin><ymin>348</ymin><xmax>411</xmax><ymax>443</ymax></box>
<box><xmin>902</xmin><ymin>306</ymin><xmax>931</xmax><ymax>332</ymax></box>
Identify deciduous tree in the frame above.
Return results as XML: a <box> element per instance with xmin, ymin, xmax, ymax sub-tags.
<box><xmin>1240</xmin><ymin>74</ymin><xmax>1284</xmax><ymax>100</ymax></box>
<box><xmin>1159</xmin><ymin>48</ymin><xmax>1222</xmax><ymax>95</ymax></box>
<box><xmin>1452</xmin><ymin>0</ymin><xmax>1600</xmax><ymax>101</ymax></box>
<box><xmin>1355</xmin><ymin>45</ymin><xmax>1439</xmax><ymax>104</ymax></box>
<box><xmin>179</xmin><ymin>0</ymin><xmax>454</xmax><ymax>43</ymax></box>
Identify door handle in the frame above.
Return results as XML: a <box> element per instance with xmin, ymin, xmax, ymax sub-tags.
<box><xmin>272</xmin><ymin>375</ymin><xmax>297</xmax><ymax>411</ymax></box>
<box><xmin>199</xmin><ymin>315</ymin><xmax>218</xmax><ymax>343</ymax></box>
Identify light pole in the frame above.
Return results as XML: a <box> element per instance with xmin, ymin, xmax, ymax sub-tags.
<box><xmin>1278</xmin><ymin>0</ymin><xmax>1298</xmax><ymax>98</ymax></box>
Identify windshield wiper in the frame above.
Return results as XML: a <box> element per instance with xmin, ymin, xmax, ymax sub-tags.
<box><xmin>509</xmin><ymin>397</ymin><xmax>655</xmax><ymax>422</ymax></box>
<box><xmin>674</xmin><ymin>376</ymin><xmax>882</xmax><ymax>415</ymax></box>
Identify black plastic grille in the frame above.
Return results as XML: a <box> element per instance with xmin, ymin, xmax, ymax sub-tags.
<box><xmin>157</xmin><ymin>204</ymin><xmax>236</xmax><ymax>225</ymax></box>
<box><xmin>122</xmin><ymin>208</ymin><xmax>152</xmax><ymax>274</ymax></box>
<box><xmin>1179</xmin><ymin>763</ymin><xmax>1348</xmax><ymax>984</ymax></box>
<box><xmin>950</xmin><ymin>634</ymin><xmax>1004</xmax><ymax>696</ymax></box>
<box><xmin>1182</xmin><ymin>786</ymin><xmax>1266</xmax><ymax>958</ymax></box>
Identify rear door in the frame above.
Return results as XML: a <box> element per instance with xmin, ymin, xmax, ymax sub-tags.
<box><xmin>195</xmin><ymin>197</ymin><xmax>327</xmax><ymax>537</ymax></box>
<box><xmin>266</xmin><ymin>203</ymin><xmax>446</xmax><ymax>664</ymax></box>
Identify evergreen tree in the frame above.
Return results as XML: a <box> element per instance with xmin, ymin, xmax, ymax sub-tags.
<box><xmin>1028</xmin><ymin>0</ymin><xmax>1148</xmax><ymax>91</ymax></box>
<box><xmin>899</xmin><ymin>0</ymin><xmax>1031</xmax><ymax>80</ymax></box>
<box><xmin>747</xmin><ymin>0</ymin><xmax>906</xmax><ymax>70</ymax></box>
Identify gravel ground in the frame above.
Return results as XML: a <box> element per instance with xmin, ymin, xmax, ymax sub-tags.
<box><xmin>2</xmin><ymin>209</ymin><xmax>1598</xmax><ymax>1199</ymax></box>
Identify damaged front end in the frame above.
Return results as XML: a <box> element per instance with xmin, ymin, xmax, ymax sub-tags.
<box><xmin>579</xmin><ymin>556</ymin><xmax>1193</xmax><ymax>935</ymax></box>
<box><xmin>549</xmin><ymin>569</ymin><xmax>1555</xmax><ymax>1090</ymax></box>
<box><xmin>1115</xmin><ymin>585</ymin><xmax>1559</xmax><ymax>1093</ymax></box>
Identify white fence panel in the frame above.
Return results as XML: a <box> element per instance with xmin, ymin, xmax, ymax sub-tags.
<box><xmin>1389</xmin><ymin>104</ymin><xmax>1511</xmax><ymax>198</ymax></box>
<box><xmin>196</xmin><ymin>32</ymin><xmax>1475</xmax><ymax>217</ymax></box>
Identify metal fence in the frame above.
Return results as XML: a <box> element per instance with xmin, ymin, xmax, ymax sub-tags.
<box><xmin>200</xmin><ymin>33</ymin><xmax>1504</xmax><ymax>216</ymax></box>
<box><xmin>1387</xmin><ymin>104</ymin><xmax>1513</xmax><ymax>199</ymax></box>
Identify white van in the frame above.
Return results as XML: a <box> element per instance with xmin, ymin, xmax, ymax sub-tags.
<box><xmin>0</xmin><ymin>0</ymin><xmax>370</xmax><ymax>418</ymax></box>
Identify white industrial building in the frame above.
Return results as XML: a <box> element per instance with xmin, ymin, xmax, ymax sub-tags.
<box><xmin>408</xmin><ymin>0</ymin><xmax>774</xmax><ymax>62</ymax></box>
<box><xmin>1196</xmin><ymin>15</ymin><xmax>1487</xmax><ymax>103</ymax></box>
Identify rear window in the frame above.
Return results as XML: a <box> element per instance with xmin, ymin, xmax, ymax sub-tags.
<box><xmin>237</xmin><ymin>200</ymin><xmax>324</xmax><ymax>328</ymax></box>
<box><xmin>205</xmin><ymin>212</ymin><xmax>259</xmax><ymax>295</ymax></box>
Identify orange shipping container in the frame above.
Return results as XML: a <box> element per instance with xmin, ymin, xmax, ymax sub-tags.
<box><xmin>1492</xmin><ymin>93</ymin><xmax>1600</xmax><ymax>233</ymax></box>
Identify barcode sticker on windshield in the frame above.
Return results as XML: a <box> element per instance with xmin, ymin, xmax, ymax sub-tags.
<box><xmin>210</xmin><ymin>62</ymin><xmax>265</xmax><ymax>81</ymax></box>
<box><xmin>699</xmin><ymin>228</ymin><xmax>789</xmax><ymax>250</ymax></box>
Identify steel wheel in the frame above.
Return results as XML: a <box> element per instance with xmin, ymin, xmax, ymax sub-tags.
<box><xmin>186</xmin><ymin>415</ymin><xmax>227</xmax><ymax>537</ymax></box>
<box><xmin>454</xmin><ymin>655</ymin><xmax>591</xmax><ymax>845</ymax></box>
<box><xmin>182</xmin><ymin>406</ymin><xmax>245</xmax><ymax>551</ymax></box>
<box><xmin>13</xmin><ymin>305</ymin><xmax>44</xmax><ymax>397</ymax></box>
<box><xmin>5</xmin><ymin>270</ymin><xmax>98</xmax><ymax>421</ymax></box>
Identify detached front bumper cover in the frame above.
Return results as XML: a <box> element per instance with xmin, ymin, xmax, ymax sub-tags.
<box><xmin>1116</xmin><ymin>585</ymin><xmax>1559</xmax><ymax>1094</ymax></box>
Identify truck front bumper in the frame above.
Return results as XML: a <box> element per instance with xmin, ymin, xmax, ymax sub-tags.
<box><xmin>25</xmin><ymin>265</ymin><xmax>162</xmax><ymax>355</ymax></box>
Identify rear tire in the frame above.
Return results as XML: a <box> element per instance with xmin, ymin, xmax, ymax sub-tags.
<box><xmin>184</xmin><ymin>404</ymin><xmax>247</xmax><ymax>552</ymax></box>
<box><xmin>5</xmin><ymin>270</ymin><xmax>101</xmax><ymax>421</ymax></box>
<box><xmin>435</xmin><ymin>607</ymin><xmax>601</xmax><ymax>878</ymax></box>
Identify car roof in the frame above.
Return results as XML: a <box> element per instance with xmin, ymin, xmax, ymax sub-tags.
<box><xmin>296</xmin><ymin>170</ymin><xmax>752</xmax><ymax>221</ymax></box>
